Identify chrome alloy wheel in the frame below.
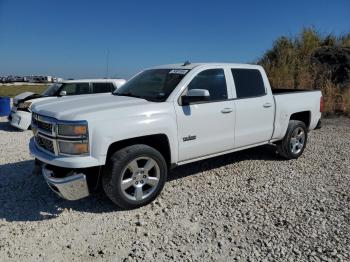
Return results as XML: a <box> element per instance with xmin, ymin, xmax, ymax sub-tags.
<box><xmin>290</xmin><ymin>127</ymin><xmax>305</xmax><ymax>154</ymax></box>
<box><xmin>120</xmin><ymin>157</ymin><xmax>160</xmax><ymax>201</ymax></box>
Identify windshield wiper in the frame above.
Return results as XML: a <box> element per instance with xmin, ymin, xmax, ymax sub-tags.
<box><xmin>114</xmin><ymin>92</ymin><xmax>146</xmax><ymax>100</ymax></box>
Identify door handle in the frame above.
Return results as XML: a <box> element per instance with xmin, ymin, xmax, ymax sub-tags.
<box><xmin>263</xmin><ymin>102</ymin><xmax>272</xmax><ymax>108</ymax></box>
<box><xmin>221</xmin><ymin>108</ymin><xmax>233</xmax><ymax>114</ymax></box>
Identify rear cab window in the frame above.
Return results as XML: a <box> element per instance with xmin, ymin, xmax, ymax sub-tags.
<box><xmin>231</xmin><ymin>69</ymin><xmax>266</xmax><ymax>99</ymax></box>
<box><xmin>92</xmin><ymin>82</ymin><xmax>115</xmax><ymax>93</ymax></box>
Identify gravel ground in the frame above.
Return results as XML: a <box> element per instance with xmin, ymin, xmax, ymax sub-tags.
<box><xmin>0</xmin><ymin>117</ymin><xmax>349</xmax><ymax>262</ymax></box>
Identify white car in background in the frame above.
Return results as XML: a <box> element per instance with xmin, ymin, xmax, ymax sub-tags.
<box><xmin>9</xmin><ymin>78</ymin><xmax>126</xmax><ymax>130</ymax></box>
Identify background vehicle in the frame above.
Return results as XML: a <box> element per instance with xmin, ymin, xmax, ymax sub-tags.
<box><xmin>9</xmin><ymin>78</ymin><xmax>126</xmax><ymax>130</ymax></box>
<box><xmin>29</xmin><ymin>63</ymin><xmax>322</xmax><ymax>209</ymax></box>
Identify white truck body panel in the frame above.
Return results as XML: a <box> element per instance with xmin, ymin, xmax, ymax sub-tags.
<box><xmin>233</xmin><ymin>95</ymin><xmax>275</xmax><ymax>148</ymax></box>
<box><xmin>272</xmin><ymin>91</ymin><xmax>322</xmax><ymax>141</ymax></box>
<box><xmin>175</xmin><ymin>99</ymin><xmax>236</xmax><ymax>161</ymax></box>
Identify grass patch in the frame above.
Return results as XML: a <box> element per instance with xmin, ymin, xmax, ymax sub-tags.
<box><xmin>0</xmin><ymin>85</ymin><xmax>48</xmax><ymax>98</ymax></box>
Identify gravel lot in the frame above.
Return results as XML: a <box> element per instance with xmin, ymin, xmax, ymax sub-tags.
<box><xmin>0</xmin><ymin>116</ymin><xmax>349</xmax><ymax>261</ymax></box>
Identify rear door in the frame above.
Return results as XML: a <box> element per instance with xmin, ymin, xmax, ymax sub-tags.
<box><xmin>175</xmin><ymin>67</ymin><xmax>236</xmax><ymax>162</ymax></box>
<box><xmin>231</xmin><ymin>68</ymin><xmax>275</xmax><ymax>148</ymax></box>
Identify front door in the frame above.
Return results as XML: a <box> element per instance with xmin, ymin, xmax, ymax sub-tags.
<box><xmin>175</xmin><ymin>68</ymin><xmax>236</xmax><ymax>162</ymax></box>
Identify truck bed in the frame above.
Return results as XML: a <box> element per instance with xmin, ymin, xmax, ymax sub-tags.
<box><xmin>272</xmin><ymin>88</ymin><xmax>319</xmax><ymax>94</ymax></box>
<box><xmin>271</xmin><ymin>89</ymin><xmax>322</xmax><ymax>141</ymax></box>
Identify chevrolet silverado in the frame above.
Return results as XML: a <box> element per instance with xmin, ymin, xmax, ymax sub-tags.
<box><xmin>29</xmin><ymin>63</ymin><xmax>322</xmax><ymax>209</ymax></box>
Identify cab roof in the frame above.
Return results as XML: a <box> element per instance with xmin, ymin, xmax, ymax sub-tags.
<box><xmin>150</xmin><ymin>62</ymin><xmax>261</xmax><ymax>70</ymax></box>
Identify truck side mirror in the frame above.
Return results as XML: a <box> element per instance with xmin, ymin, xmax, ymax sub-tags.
<box><xmin>59</xmin><ymin>90</ymin><xmax>67</xmax><ymax>96</ymax></box>
<box><xmin>181</xmin><ymin>89</ymin><xmax>210</xmax><ymax>105</ymax></box>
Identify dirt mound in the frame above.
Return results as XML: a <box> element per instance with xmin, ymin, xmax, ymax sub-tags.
<box><xmin>312</xmin><ymin>47</ymin><xmax>350</xmax><ymax>88</ymax></box>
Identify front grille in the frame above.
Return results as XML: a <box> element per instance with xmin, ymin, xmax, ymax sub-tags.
<box><xmin>37</xmin><ymin>121</ymin><xmax>53</xmax><ymax>133</ymax></box>
<box><xmin>32</xmin><ymin>112</ymin><xmax>89</xmax><ymax>156</ymax></box>
<box><xmin>32</xmin><ymin>113</ymin><xmax>53</xmax><ymax>133</ymax></box>
<box><xmin>35</xmin><ymin>135</ymin><xmax>54</xmax><ymax>154</ymax></box>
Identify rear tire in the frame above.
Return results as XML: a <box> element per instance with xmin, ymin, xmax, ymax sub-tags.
<box><xmin>102</xmin><ymin>144</ymin><xmax>167</xmax><ymax>209</ymax></box>
<box><xmin>276</xmin><ymin>120</ymin><xmax>307</xmax><ymax>160</ymax></box>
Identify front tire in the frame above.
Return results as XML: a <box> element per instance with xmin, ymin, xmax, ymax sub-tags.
<box><xmin>276</xmin><ymin>120</ymin><xmax>308</xmax><ymax>160</ymax></box>
<box><xmin>102</xmin><ymin>144</ymin><xmax>167</xmax><ymax>209</ymax></box>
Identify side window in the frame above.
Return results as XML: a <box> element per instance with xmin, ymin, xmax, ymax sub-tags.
<box><xmin>60</xmin><ymin>83</ymin><xmax>90</xmax><ymax>95</ymax></box>
<box><xmin>92</xmin><ymin>83</ymin><xmax>114</xmax><ymax>93</ymax></box>
<box><xmin>187</xmin><ymin>69</ymin><xmax>228</xmax><ymax>101</ymax></box>
<box><xmin>231</xmin><ymin>69</ymin><xmax>266</xmax><ymax>99</ymax></box>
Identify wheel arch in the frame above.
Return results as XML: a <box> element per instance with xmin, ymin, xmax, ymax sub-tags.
<box><xmin>289</xmin><ymin>111</ymin><xmax>311</xmax><ymax>129</ymax></box>
<box><xmin>105</xmin><ymin>134</ymin><xmax>172</xmax><ymax>166</ymax></box>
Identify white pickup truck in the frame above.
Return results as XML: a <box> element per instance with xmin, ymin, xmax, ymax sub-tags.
<box><xmin>30</xmin><ymin>63</ymin><xmax>322</xmax><ymax>209</ymax></box>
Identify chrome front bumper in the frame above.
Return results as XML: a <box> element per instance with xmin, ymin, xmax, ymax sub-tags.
<box><xmin>42</xmin><ymin>165</ymin><xmax>89</xmax><ymax>201</ymax></box>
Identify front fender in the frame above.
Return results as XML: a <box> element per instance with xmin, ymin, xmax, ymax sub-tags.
<box><xmin>89</xmin><ymin>114</ymin><xmax>178</xmax><ymax>165</ymax></box>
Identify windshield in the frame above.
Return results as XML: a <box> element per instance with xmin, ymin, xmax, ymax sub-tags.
<box><xmin>114</xmin><ymin>69</ymin><xmax>189</xmax><ymax>102</ymax></box>
<box><xmin>42</xmin><ymin>83</ymin><xmax>62</xmax><ymax>96</ymax></box>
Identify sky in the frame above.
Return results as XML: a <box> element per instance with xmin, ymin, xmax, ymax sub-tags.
<box><xmin>0</xmin><ymin>0</ymin><xmax>349</xmax><ymax>79</ymax></box>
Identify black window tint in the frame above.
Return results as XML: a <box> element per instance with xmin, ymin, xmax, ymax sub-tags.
<box><xmin>187</xmin><ymin>69</ymin><xmax>227</xmax><ymax>101</ymax></box>
<box><xmin>92</xmin><ymin>83</ymin><xmax>114</xmax><ymax>93</ymax></box>
<box><xmin>231</xmin><ymin>69</ymin><xmax>265</xmax><ymax>98</ymax></box>
<box><xmin>60</xmin><ymin>83</ymin><xmax>90</xmax><ymax>95</ymax></box>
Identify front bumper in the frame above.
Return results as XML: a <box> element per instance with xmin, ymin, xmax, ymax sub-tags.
<box><xmin>10</xmin><ymin>110</ymin><xmax>32</xmax><ymax>130</ymax></box>
<box><xmin>42</xmin><ymin>164</ymin><xmax>89</xmax><ymax>200</ymax></box>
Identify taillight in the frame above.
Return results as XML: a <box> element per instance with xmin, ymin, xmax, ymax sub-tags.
<box><xmin>320</xmin><ymin>96</ymin><xmax>324</xmax><ymax>112</ymax></box>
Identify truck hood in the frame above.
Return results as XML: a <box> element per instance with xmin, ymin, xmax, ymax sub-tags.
<box><xmin>32</xmin><ymin>93</ymin><xmax>152</xmax><ymax>120</ymax></box>
<box><xmin>13</xmin><ymin>92</ymin><xmax>42</xmax><ymax>105</ymax></box>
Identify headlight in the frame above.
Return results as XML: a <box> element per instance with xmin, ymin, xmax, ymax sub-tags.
<box><xmin>58</xmin><ymin>141</ymin><xmax>89</xmax><ymax>155</ymax></box>
<box><xmin>57</xmin><ymin>123</ymin><xmax>88</xmax><ymax>137</ymax></box>
<box><xmin>56</xmin><ymin>121</ymin><xmax>89</xmax><ymax>155</ymax></box>
<box><xmin>18</xmin><ymin>101</ymin><xmax>32</xmax><ymax>109</ymax></box>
